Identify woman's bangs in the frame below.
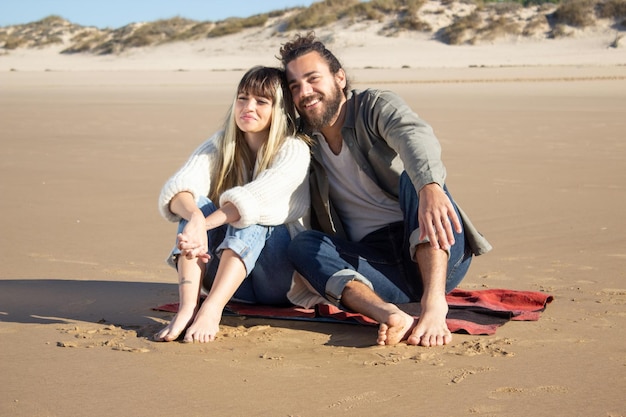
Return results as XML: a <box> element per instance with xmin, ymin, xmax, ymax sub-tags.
<box><xmin>238</xmin><ymin>70</ymin><xmax>278</xmax><ymax>100</ymax></box>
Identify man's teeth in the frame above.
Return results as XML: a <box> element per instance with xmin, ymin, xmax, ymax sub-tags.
<box><xmin>305</xmin><ymin>99</ymin><xmax>319</xmax><ymax>108</ymax></box>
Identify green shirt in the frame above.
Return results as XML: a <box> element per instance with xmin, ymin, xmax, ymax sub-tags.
<box><xmin>304</xmin><ymin>88</ymin><xmax>492</xmax><ymax>256</ymax></box>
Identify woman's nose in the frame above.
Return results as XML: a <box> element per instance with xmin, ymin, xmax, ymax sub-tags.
<box><xmin>244</xmin><ymin>100</ymin><xmax>256</xmax><ymax>111</ymax></box>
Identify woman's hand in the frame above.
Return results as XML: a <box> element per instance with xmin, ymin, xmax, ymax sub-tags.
<box><xmin>178</xmin><ymin>210</ymin><xmax>211</xmax><ymax>263</ymax></box>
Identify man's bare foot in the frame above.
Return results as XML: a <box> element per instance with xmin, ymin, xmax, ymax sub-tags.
<box><xmin>183</xmin><ymin>302</ymin><xmax>222</xmax><ymax>343</ymax></box>
<box><xmin>406</xmin><ymin>295</ymin><xmax>451</xmax><ymax>347</ymax></box>
<box><xmin>154</xmin><ymin>306</ymin><xmax>196</xmax><ymax>342</ymax></box>
<box><xmin>377</xmin><ymin>308</ymin><xmax>417</xmax><ymax>345</ymax></box>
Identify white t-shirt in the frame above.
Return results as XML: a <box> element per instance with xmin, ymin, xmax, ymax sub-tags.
<box><xmin>318</xmin><ymin>137</ymin><xmax>403</xmax><ymax>242</ymax></box>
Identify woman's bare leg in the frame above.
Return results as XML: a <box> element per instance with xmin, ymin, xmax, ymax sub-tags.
<box><xmin>184</xmin><ymin>249</ymin><xmax>246</xmax><ymax>343</ymax></box>
<box><xmin>154</xmin><ymin>255</ymin><xmax>205</xmax><ymax>342</ymax></box>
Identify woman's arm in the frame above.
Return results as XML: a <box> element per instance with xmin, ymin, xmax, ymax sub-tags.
<box><xmin>158</xmin><ymin>133</ymin><xmax>220</xmax><ymax>223</ymax></box>
<box><xmin>204</xmin><ymin>201</ymin><xmax>240</xmax><ymax>231</ymax></box>
<box><xmin>170</xmin><ymin>191</ymin><xmax>241</xmax><ymax>262</ymax></box>
<box><xmin>219</xmin><ymin>137</ymin><xmax>310</xmax><ymax>228</ymax></box>
<box><xmin>169</xmin><ymin>191</ymin><xmax>210</xmax><ymax>261</ymax></box>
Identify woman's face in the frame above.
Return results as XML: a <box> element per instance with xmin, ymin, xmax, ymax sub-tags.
<box><xmin>235</xmin><ymin>92</ymin><xmax>273</xmax><ymax>135</ymax></box>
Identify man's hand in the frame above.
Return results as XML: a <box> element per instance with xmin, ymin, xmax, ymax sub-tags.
<box><xmin>418</xmin><ymin>183</ymin><xmax>462</xmax><ymax>250</ymax></box>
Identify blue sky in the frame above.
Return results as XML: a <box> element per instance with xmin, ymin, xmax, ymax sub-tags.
<box><xmin>0</xmin><ymin>0</ymin><xmax>321</xmax><ymax>28</ymax></box>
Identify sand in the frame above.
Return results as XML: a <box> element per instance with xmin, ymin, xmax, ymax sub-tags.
<box><xmin>1</xmin><ymin>33</ymin><xmax>625</xmax><ymax>417</ymax></box>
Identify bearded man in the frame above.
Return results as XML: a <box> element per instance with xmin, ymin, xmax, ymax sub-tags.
<box><xmin>279</xmin><ymin>33</ymin><xmax>491</xmax><ymax>347</ymax></box>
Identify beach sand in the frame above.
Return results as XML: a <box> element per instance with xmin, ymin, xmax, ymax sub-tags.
<box><xmin>1</xmin><ymin>36</ymin><xmax>625</xmax><ymax>416</ymax></box>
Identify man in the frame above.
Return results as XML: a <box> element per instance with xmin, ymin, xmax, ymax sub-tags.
<box><xmin>279</xmin><ymin>33</ymin><xmax>491</xmax><ymax>347</ymax></box>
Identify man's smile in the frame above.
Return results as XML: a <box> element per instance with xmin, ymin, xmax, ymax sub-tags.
<box><xmin>302</xmin><ymin>96</ymin><xmax>321</xmax><ymax>109</ymax></box>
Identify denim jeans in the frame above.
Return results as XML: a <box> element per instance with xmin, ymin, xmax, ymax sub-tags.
<box><xmin>168</xmin><ymin>195</ymin><xmax>294</xmax><ymax>305</ymax></box>
<box><xmin>287</xmin><ymin>172</ymin><xmax>473</xmax><ymax>306</ymax></box>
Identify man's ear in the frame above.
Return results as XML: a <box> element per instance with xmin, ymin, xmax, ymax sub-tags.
<box><xmin>335</xmin><ymin>68</ymin><xmax>347</xmax><ymax>90</ymax></box>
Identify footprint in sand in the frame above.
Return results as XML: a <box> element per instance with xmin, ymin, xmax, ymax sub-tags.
<box><xmin>360</xmin><ymin>349</ymin><xmax>444</xmax><ymax>366</ymax></box>
<box><xmin>489</xmin><ymin>384</ymin><xmax>568</xmax><ymax>399</ymax></box>
<box><xmin>596</xmin><ymin>288</ymin><xmax>626</xmax><ymax>305</ymax></box>
<box><xmin>220</xmin><ymin>324</ymin><xmax>277</xmax><ymax>341</ymax></box>
<box><xmin>449</xmin><ymin>337</ymin><xmax>516</xmax><ymax>357</ymax></box>
<box><xmin>55</xmin><ymin>323</ymin><xmax>150</xmax><ymax>353</ymax></box>
<box><xmin>448</xmin><ymin>366</ymin><xmax>493</xmax><ymax>384</ymax></box>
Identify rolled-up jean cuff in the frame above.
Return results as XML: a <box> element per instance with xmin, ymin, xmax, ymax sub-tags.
<box><xmin>325</xmin><ymin>269</ymin><xmax>375</xmax><ymax>306</ymax></box>
<box><xmin>217</xmin><ymin>236</ymin><xmax>252</xmax><ymax>276</ymax></box>
<box><xmin>409</xmin><ymin>228</ymin><xmax>451</xmax><ymax>261</ymax></box>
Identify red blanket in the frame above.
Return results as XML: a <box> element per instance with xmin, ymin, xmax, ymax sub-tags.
<box><xmin>153</xmin><ymin>288</ymin><xmax>553</xmax><ymax>336</ymax></box>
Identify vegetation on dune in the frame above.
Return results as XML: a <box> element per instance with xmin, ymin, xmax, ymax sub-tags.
<box><xmin>1</xmin><ymin>15</ymin><xmax>68</xmax><ymax>49</ymax></box>
<box><xmin>439</xmin><ymin>11</ymin><xmax>483</xmax><ymax>44</ymax></box>
<box><xmin>284</xmin><ymin>0</ymin><xmax>432</xmax><ymax>32</ymax></box>
<box><xmin>284</xmin><ymin>0</ymin><xmax>359</xmax><ymax>30</ymax></box>
<box><xmin>597</xmin><ymin>0</ymin><xmax>626</xmax><ymax>19</ymax></box>
<box><xmin>0</xmin><ymin>0</ymin><xmax>624</xmax><ymax>53</ymax></box>
<box><xmin>207</xmin><ymin>14</ymin><xmax>269</xmax><ymax>37</ymax></box>
<box><xmin>553</xmin><ymin>0</ymin><xmax>598</xmax><ymax>27</ymax></box>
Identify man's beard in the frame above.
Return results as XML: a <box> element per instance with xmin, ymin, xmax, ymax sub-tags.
<box><xmin>300</xmin><ymin>82</ymin><xmax>343</xmax><ymax>131</ymax></box>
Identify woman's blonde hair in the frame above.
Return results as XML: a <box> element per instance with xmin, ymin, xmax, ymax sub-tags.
<box><xmin>210</xmin><ymin>66</ymin><xmax>298</xmax><ymax>203</ymax></box>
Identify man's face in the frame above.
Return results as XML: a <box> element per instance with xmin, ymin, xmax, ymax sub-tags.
<box><xmin>286</xmin><ymin>51</ymin><xmax>346</xmax><ymax>130</ymax></box>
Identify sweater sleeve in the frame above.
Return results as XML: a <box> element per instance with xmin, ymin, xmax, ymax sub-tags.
<box><xmin>157</xmin><ymin>133</ymin><xmax>220</xmax><ymax>222</ymax></box>
<box><xmin>219</xmin><ymin>136</ymin><xmax>310</xmax><ymax>228</ymax></box>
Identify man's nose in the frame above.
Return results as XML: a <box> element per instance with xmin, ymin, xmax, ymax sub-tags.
<box><xmin>300</xmin><ymin>82</ymin><xmax>313</xmax><ymax>98</ymax></box>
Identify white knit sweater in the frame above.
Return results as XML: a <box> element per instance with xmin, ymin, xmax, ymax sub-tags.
<box><xmin>158</xmin><ymin>131</ymin><xmax>310</xmax><ymax>236</ymax></box>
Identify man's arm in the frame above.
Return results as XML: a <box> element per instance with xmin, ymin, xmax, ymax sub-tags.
<box><xmin>370</xmin><ymin>91</ymin><xmax>461</xmax><ymax>250</ymax></box>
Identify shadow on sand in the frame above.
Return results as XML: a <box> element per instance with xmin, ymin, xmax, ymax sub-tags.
<box><xmin>0</xmin><ymin>279</ymin><xmax>377</xmax><ymax>347</ymax></box>
<box><xmin>0</xmin><ymin>279</ymin><xmax>176</xmax><ymax>326</ymax></box>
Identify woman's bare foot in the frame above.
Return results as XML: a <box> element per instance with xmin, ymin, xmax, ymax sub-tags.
<box><xmin>154</xmin><ymin>306</ymin><xmax>196</xmax><ymax>342</ymax></box>
<box><xmin>377</xmin><ymin>308</ymin><xmax>417</xmax><ymax>345</ymax></box>
<box><xmin>183</xmin><ymin>302</ymin><xmax>223</xmax><ymax>343</ymax></box>
<box><xmin>406</xmin><ymin>295</ymin><xmax>451</xmax><ymax>347</ymax></box>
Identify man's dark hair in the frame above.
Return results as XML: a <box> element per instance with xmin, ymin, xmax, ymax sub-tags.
<box><xmin>278</xmin><ymin>32</ymin><xmax>350</xmax><ymax>94</ymax></box>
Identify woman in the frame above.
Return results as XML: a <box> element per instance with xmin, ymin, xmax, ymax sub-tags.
<box><xmin>155</xmin><ymin>66</ymin><xmax>310</xmax><ymax>343</ymax></box>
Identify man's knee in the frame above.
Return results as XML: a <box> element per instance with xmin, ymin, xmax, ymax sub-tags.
<box><xmin>287</xmin><ymin>230</ymin><xmax>322</xmax><ymax>263</ymax></box>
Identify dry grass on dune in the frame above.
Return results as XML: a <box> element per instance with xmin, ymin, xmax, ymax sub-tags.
<box><xmin>1</xmin><ymin>0</ymin><xmax>625</xmax><ymax>56</ymax></box>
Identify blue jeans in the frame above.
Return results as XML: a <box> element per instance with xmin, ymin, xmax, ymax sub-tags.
<box><xmin>168</xmin><ymin>196</ymin><xmax>294</xmax><ymax>305</ymax></box>
<box><xmin>287</xmin><ymin>172</ymin><xmax>473</xmax><ymax>306</ymax></box>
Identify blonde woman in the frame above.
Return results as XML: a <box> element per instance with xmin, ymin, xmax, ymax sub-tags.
<box><xmin>155</xmin><ymin>66</ymin><xmax>310</xmax><ymax>343</ymax></box>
